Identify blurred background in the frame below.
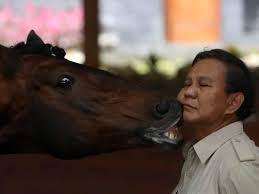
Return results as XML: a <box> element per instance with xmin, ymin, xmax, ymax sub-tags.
<box><xmin>0</xmin><ymin>1</ymin><xmax>259</xmax><ymax>193</ymax></box>
<box><xmin>0</xmin><ymin>2</ymin><xmax>258</xmax><ymax>70</ymax></box>
<box><xmin>1</xmin><ymin>0</ymin><xmax>259</xmax><ymax>96</ymax></box>
<box><xmin>0</xmin><ymin>1</ymin><xmax>259</xmax><ymax>194</ymax></box>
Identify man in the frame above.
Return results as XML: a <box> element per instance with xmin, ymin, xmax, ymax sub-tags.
<box><xmin>172</xmin><ymin>49</ymin><xmax>259</xmax><ymax>194</ymax></box>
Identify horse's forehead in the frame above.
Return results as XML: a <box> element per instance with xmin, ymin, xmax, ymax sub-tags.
<box><xmin>21</xmin><ymin>56</ymin><xmax>123</xmax><ymax>87</ymax></box>
<box><xmin>22</xmin><ymin>55</ymin><xmax>70</xmax><ymax>69</ymax></box>
<box><xmin>24</xmin><ymin>57</ymin><xmax>88</xmax><ymax>79</ymax></box>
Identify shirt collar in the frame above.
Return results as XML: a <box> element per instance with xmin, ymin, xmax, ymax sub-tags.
<box><xmin>193</xmin><ymin>121</ymin><xmax>243</xmax><ymax>164</ymax></box>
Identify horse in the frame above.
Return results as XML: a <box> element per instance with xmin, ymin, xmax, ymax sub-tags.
<box><xmin>0</xmin><ymin>30</ymin><xmax>182</xmax><ymax>159</ymax></box>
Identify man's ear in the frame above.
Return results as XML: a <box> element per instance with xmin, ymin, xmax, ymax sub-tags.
<box><xmin>225</xmin><ymin>92</ymin><xmax>244</xmax><ymax>115</ymax></box>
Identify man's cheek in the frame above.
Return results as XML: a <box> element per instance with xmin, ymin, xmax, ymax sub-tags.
<box><xmin>177</xmin><ymin>90</ymin><xmax>184</xmax><ymax>102</ymax></box>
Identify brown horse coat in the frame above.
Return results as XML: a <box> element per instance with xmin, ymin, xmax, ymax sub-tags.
<box><xmin>0</xmin><ymin>31</ymin><xmax>182</xmax><ymax>159</ymax></box>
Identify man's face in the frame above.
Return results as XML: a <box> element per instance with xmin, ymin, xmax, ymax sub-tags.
<box><xmin>177</xmin><ymin>58</ymin><xmax>230</xmax><ymax>129</ymax></box>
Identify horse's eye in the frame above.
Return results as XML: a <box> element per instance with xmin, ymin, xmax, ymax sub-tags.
<box><xmin>56</xmin><ymin>76</ymin><xmax>74</xmax><ymax>89</ymax></box>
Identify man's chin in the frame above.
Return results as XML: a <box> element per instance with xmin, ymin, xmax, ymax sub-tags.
<box><xmin>183</xmin><ymin>115</ymin><xmax>200</xmax><ymax>125</ymax></box>
<box><xmin>181</xmin><ymin>118</ymin><xmax>203</xmax><ymax>132</ymax></box>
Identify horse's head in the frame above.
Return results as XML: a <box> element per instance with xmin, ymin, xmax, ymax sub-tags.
<box><xmin>0</xmin><ymin>30</ymin><xmax>182</xmax><ymax>159</ymax></box>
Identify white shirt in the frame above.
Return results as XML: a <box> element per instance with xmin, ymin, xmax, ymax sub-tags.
<box><xmin>172</xmin><ymin>121</ymin><xmax>259</xmax><ymax>194</ymax></box>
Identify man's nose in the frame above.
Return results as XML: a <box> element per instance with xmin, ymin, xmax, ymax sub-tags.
<box><xmin>183</xmin><ymin>85</ymin><xmax>198</xmax><ymax>98</ymax></box>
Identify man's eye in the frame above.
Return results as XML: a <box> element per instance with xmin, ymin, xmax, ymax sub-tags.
<box><xmin>184</xmin><ymin>81</ymin><xmax>191</xmax><ymax>86</ymax></box>
<box><xmin>199</xmin><ymin>83</ymin><xmax>210</xmax><ymax>87</ymax></box>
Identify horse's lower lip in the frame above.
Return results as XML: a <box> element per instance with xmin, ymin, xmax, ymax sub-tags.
<box><xmin>143</xmin><ymin>115</ymin><xmax>183</xmax><ymax>145</ymax></box>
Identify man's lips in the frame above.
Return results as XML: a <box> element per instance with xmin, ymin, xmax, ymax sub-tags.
<box><xmin>183</xmin><ymin>103</ymin><xmax>197</xmax><ymax>110</ymax></box>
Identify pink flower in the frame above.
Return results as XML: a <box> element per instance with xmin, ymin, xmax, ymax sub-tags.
<box><xmin>0</xmin><ymin>0</ymin><xmax>84</xmax><ymax>47</ymax></box>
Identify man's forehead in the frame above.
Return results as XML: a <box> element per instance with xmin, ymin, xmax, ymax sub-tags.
<box><xmin>187</xmin><ymin>60</ymin><xmax>226</xmax><ymax>79</ymax></box>
<box><xmin>186</xmin><ymin>74</ymin><xmax>213</xmax><ymax>82</ymax></box>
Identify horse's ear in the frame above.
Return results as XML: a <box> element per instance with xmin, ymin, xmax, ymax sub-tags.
<box><xmin>26</xmin><ymin>30</ymin><xmax>45</xmax><ymax>45</ymax></box>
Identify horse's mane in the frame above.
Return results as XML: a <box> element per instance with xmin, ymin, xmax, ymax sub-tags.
<box><xmin>11</xmin><ymin>30</ymin><xmax>66</xmax><ymax>58</ymax></box>
<box><xmin>0</xmin><ymin>30</ymin><xmax>66</xmax><ymax>78</ymax></box>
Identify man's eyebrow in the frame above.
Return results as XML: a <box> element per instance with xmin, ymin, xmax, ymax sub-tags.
<box><xmin>185</xmin><ymin>75</ymin><xmax>192</xmax><ymax>80</ymax></box>
<box><xmin>197</xmin><ymin>76</ymin><xmax>213</xmax><ymax>83</ymax></box>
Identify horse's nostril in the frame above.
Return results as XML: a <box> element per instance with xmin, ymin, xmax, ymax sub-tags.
<box><xmin>155</xmin><ymin>99</ymin><xmax>170</xmax><ymax>116</ymax></box>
